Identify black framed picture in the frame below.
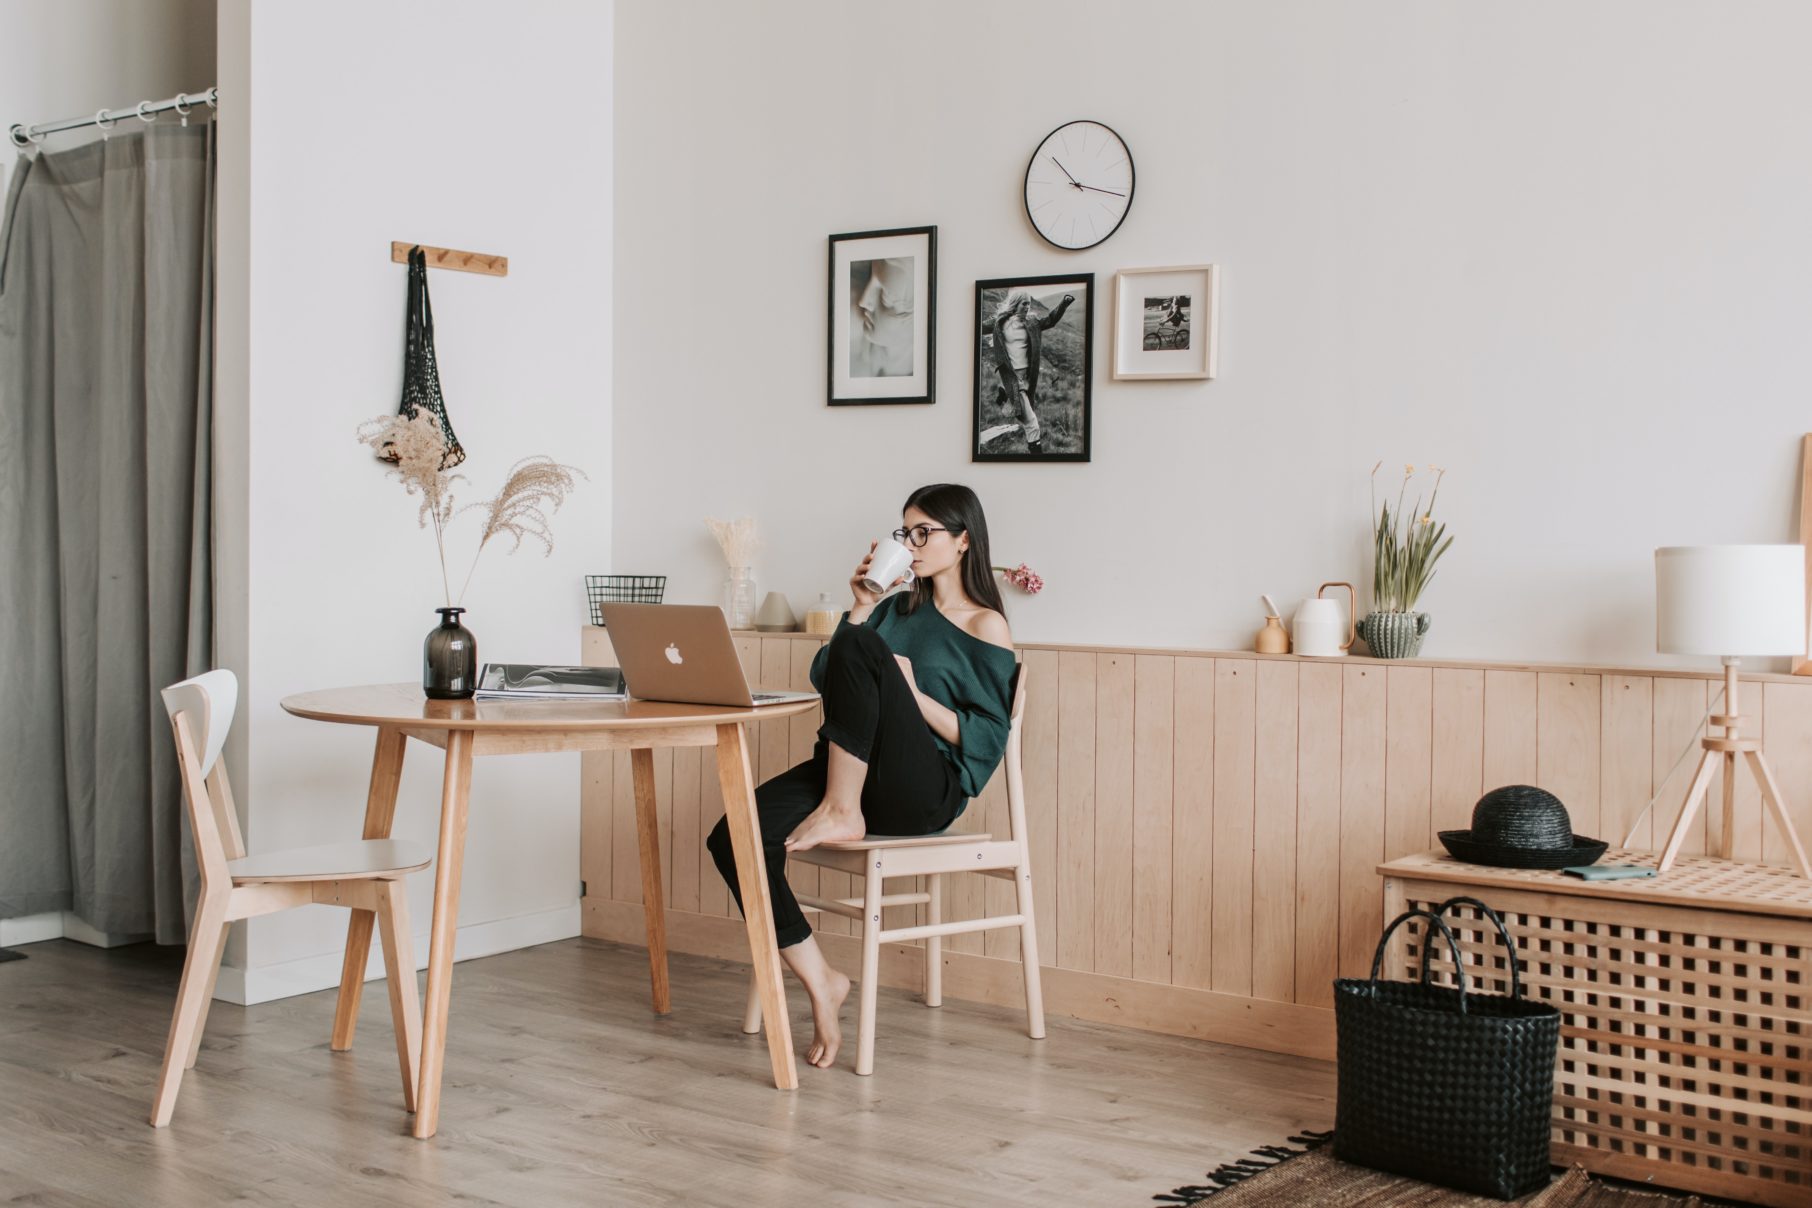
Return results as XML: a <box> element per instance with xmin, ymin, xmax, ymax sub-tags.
<box><xmin>827</xmin><ymin>226</ymin><xmax>936</xmax><ymax>406</ymax></box>
<box><xmin>972</xmin><ymin>273</ymin><xmax>1093</xmax><ymax>461</ymax></box>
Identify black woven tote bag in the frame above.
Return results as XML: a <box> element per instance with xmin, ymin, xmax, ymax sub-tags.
<box><xmin>377</xmin><ymin>245</ymin><xmax>465</xmax><ymax>468</ymax></box>
<box><xmin>1333</xmin><ymin>896</ymin><xmax>1560</xmax><ymax>1200</ymax></box>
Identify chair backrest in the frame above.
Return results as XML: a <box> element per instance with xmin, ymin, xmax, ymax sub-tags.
<box><xmin>1003</xmin><ymin>664</ymin><xmax>1030</xmax><ymax>846</ymax></box>
<box><xmin>161</xmin><ymin>669</ymin><xmax>247</xmax><ymax>883</ymax></box>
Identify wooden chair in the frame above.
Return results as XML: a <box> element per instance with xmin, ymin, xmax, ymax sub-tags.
<box><xmin>152</xmin><ymin>670</ymin><xmax>431</xmax><ymax>1127</ymax></box>
<box><xmin>743</xmin><ymin>669</ymin><xmax>1044</xmax><ymax>1075</ymax></box>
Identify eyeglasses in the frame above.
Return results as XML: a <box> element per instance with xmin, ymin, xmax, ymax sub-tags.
<box><xmin>893</xmin><ymin>524</ymin><xmax>958</xmax><ymax>548</ymax></box>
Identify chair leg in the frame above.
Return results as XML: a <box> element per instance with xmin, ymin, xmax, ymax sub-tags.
<box><xmin>150</xmin><ymin>891</ymin><xmax>231</xmax><ymax>1127</ymax></box>
<box><xmin>925</xmin><ymin>874</ymin><xmax>942</xmax><ymax>1008</ymax></box>
<box><xmin>856</xmin><ymin>868</ymin><xmax>883</xmax><ymax>1076</ymax></box>
<box><xmin>742</xmin><ymin>969</ymin><xmax>764</xmax><ymax>1035</ymax></box>
<box><xmin>1013</xmin><ymin>857</ymin><xmax>1046</xmax><ymax>1040</ymax></box>
<box><xmin>375</xmin><ymin>880</ymin><xmax>422</xmax><ymax>1113</ymax></box>
<box><xmin>183</xmin><ymin>918</ymin><xmax>231</xmax><ymax>1070</ymax></box>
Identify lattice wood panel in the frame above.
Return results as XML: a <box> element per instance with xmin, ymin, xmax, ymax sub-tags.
<box><xmin>1382</xmin><ymin>875</ymin><xmax>1810</xmax><ymax>1207</ymax></box>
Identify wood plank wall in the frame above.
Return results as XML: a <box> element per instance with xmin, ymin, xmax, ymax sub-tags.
<box><xmin>580</xmin><ymin>629</ymin><xmax>1812</xmax><ymax>1058</ymax></box>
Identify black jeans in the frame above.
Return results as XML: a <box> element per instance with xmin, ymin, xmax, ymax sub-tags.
<box><xmin>706</xmin><ymin>623</ymin><xmax>963</xmax><ymax>947</ymax></box>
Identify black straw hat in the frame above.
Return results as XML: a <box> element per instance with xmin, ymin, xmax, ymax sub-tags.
<box><xmin>1438</xmin><ymin>785</ymin><xmax>1607</xmax><ymax>869</ymax></box>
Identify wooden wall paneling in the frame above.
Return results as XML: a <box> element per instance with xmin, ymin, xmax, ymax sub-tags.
<box><xmin>948</xmin><ymin>766</ymin><xmax>996</xmax><ymax>956</ymax></box>
<box><xmin>669</xmin><ymin>745</ymin><xmax>701</xmax><ymax>914</ymax></box>
<box><xmin>611</xmin><ymin>750</ymin><xmax>638</xmax><ymax>901</ymax></box>
<box><xmin>1652</xmin><ymin>678</ymin><xmax>1711</xmax><ymax>858</ymax></box>
<box><xmin>1762</xmin><ymin>681</ymin><xmax>1812</xmax><ymax>868</ymax></box>
<box><xmin>1383</xmin><ymin>667</ymin><xmax>1433</xmax><ymax>866</ymax></box>
<box><xmin>1482</xmin><ymin>670</ymin><xmax>1538</xmax><ymax>789</ymax></box>
<box><xmin>1211</xmin><ymin>660</ymin><xmax>1257</xmax><ymax>996</ymax></box>
<box><xmin>1536</xmin><ymin>673</ymin><xmax>1602</xmax><ymax>839</ymax></box>
<box><xmin>697</xmin><ymin>723</ymin><xmax>730</xmax><ymax>918</ymax></box>
<box><xmin>581</xmin><ymin>750</ymin><xmax>612</xmax><ymax>905</ymax></box>
<box><xmin>1338</xmin><ymin>666</ymin><xmax>1387</xmax><ymax>980</ymax></box>
<box><xmin>1251</xmin><ymin>660</ymin><xmax>1299</xmax><ymax>1003</ymax></box>
<box><xmin>1429</xmin><ymin>669</ymin><xmax>1484</xmax><ymax>843</ymax></box>
<box><xmin>1601</xmin><ymin>675</ymin><xmax>1654</xmax><ymax>851</ymax></box>
<box><xmin>1711</xmin><ymin>678</ymin><xmax>1764</xmax><ymax>863</ymax></box>
<box><xmin>1021</xmin><ymin>649</ymin><xmax>1061</xmax><ymax>967</ymax></box>
<box><xmin>1294</xmin><ymin>663</ymin><xmax>1341</xmax><ymax>1008</ymax></box>
<box><xmin>1132</xmin><ymin>655</ymin><xmax>1176</xmax><ymax>984</ymax></box>
<box><xmin>1056</xmin><ymin>651</ymin><xmax>1098</xmax><ymax>971</ymax></box>
<box><xmin>1093</xmin><ymin>654</ymin><xmax>1137</xmax><ymax>980</ymax></box>
<box><xmin>1171</xmin><ymin>656</ymin><xmax>1215</xmax><ymax>990</ymax></box>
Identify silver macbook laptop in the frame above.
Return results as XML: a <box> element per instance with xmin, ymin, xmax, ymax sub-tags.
<box><xmin>597</xmin><ymin>602</ymin><xmax>820</xmax><ymax>708</ymax></box>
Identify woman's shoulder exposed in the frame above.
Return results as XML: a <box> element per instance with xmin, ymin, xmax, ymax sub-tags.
<box><xmin>956</xmin><ymin>606</ymin><xmax>1013</xmax><ymax>653</ymax></box>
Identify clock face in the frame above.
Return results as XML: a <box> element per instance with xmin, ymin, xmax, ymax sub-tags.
<box><xmin>1023</xmin><ymin>120</ymin><xmax>1135</xmax><ymax>251</ymax></box>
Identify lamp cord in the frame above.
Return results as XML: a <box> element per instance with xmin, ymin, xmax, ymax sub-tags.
<box><xmin>1620</xmin><ymin>686</ymin><xmax>1726</xmax><ymax>848</ymax></box>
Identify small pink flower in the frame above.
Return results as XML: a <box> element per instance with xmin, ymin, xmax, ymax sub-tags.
<box><xmin>994</xmin><ymin>563</ymin><xmax>1044</xmax><ymax>594</ymax></box>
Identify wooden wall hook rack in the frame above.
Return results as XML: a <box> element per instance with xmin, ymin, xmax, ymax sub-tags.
<box><xmin>391</xmin><ymin>241</ymin><xmax>508</xmax><ymax>277</ymax></box>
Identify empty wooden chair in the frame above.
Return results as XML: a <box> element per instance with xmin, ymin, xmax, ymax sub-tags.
<box><xmin>745</xmin><ymin>668</ymin><xmax>1044</xmax><ymax>1075</ymax></box>
<box><xmin>152</xmin><ymin>669</ymin><xmax>431</xmax><ymax>1127</ymax></box>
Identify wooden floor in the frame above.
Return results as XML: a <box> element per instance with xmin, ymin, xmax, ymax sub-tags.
<box><xmin>0</xmin><ymin>936</ymin><xmax>1334</xmax><ymax>1207</ymax></box>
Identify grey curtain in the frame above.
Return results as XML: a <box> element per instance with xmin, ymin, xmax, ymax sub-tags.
<box><xmin>0</xmin><ymin>122</ymin><xmax>215</xmax><ymax>944</ymax></box>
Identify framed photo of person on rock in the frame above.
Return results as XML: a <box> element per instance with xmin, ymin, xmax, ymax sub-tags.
<box><xmin>973</xmin><ymin>273</ymin><xmax>1093</xmax><ymax>461</ymax></box>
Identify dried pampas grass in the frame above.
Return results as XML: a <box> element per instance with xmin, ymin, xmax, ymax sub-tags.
<box><xmin>705</xmin><ymin>516</ymin><xmax>759</xmax><ymax>568</ymax></box>
<box><xmin>457</xmin><ymin>456</ymin><xmax>586</xmax><ymax>601</ymax></box>
<box><xmin>358</xmin><ymin>413</ymin><xmax>584</xmax><ymax>606</ymax></box>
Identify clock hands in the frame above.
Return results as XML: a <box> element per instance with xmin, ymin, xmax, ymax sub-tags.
<box><xmin>1050</xmin><ymin>156</ymin><xmax>1125</xmax><ymax>198</ymax></box>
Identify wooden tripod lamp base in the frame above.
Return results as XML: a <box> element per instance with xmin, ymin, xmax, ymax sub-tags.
<box><xmin>1657</xmin><ymin>659</ymin><xmax>1812</xmax><ymax>876</ymax></box>
<box><xmin>1654</xmin><ymin>546</ymin><xmax>1812</xmax><ymax>877</ymax></box>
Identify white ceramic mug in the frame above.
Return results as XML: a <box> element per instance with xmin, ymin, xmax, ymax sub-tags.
<box><xmin>862</xmin><ymin>539</ymin><xmax>917</xmax><ymax>594</ymax></box>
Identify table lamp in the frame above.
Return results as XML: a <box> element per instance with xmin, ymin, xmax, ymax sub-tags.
<box><xmin>1654</xmin><ymin>545</ymin><xmax>1811</xmax><ymax>875</ymax></box>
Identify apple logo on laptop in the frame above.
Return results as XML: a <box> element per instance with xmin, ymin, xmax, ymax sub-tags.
<box><xmin>664</xmin><ymin>643</ymin><xmax>683</xmax><ymax>666</ymax></box>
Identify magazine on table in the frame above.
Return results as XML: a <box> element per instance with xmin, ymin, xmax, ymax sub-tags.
<box><xmin>475</xmin><ymin>664</ymin><xmax>626</xmax><ymax>700</ymax></box>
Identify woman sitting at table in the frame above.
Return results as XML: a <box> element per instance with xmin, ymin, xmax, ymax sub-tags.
<box><xmin>706</xmin><ymin>482</ymin><xmax>1017</xmax><ymax>1070</ymax></box>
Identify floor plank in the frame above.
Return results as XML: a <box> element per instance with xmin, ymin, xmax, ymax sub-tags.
<box><xmin>0</xmin><ymin>937</ymin><xmax>1334</xmax><ymax>1207</ymax></box>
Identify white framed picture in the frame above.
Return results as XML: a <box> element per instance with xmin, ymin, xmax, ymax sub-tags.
<box><xmin>1111</xmin><ymin>264</ymin><xmax>1219</xmax><ymax>381</ymax></box>
<box><xmin>827</xmin><ymin>226</ymin><xmax>936</xmax><ymax>405</ymax></box>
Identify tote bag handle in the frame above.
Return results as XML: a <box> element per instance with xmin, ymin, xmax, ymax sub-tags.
<box><xmin>1367</xmin><ymin>908</ymin><xmax>1470</xmax><ymax>1015</ymax></box>
<box><xmin>1424</xmin><ymin>895</ymin><xmax>1525</xmax><ymax>1001</ymax></box>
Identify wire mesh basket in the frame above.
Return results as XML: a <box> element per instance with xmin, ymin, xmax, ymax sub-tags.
<box><xmin>585</xmin><ymin>575</ymin><xmax>666</xmax><ymax>626</ymax></box>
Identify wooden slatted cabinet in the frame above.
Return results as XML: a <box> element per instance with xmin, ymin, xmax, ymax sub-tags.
<box><xmin>1380</xmin><ymin>849</ymin><xmax>1812</xmax><ymax>1208</ymax></box>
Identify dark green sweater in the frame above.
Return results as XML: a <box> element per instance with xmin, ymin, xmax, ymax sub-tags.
<box><xmin>809</xmin><ymin>594</ymin><xmax>1017</xmax><ymax>801</ymax></box>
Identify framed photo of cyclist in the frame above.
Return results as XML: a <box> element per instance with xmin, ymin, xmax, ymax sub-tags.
<box><xmin>973</xmin><ymin>272</ymin><xmax>1094</xmax><ymax>462</ymax></box>
<box><xmin>1111</xmin><ymin>264</ymin><xmax>1219</xmax><ymax>381</ymax></box>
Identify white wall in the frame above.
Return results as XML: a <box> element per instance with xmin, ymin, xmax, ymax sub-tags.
<box><xmin>1</xmin><ymin>0</ymin><xmax>215</xmax><ymax>947</ymax></box>
<box><xmin>215</xmin><ymin>0</ymin><xmax>612</xmax><ymax>1001</ymax></box>
<box><xmin>613</xmin><ymin>1</ymin><xmax>1812</xmax><ymax>671</ymax></box>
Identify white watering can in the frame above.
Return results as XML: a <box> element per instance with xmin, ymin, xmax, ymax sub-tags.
<box><xmin>1292</xmin><ymin>582</ymin><xmax>1356</xmax><ymax>657</ymax></box>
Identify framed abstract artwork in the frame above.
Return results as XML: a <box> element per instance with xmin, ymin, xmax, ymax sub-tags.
<box><xmin>828</xmin><ymin>226</ymin><xmax>936</xmax><ymax>406</ymax></box>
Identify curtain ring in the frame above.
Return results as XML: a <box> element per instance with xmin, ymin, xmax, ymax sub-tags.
<box><xmin>172</xmin><ymin>94</ymin><xmax>193</xmax><ymax>118</ymax></box>
<box><xmin>136</xmin><ymin>101</ymin><xmax>157</xmax><ymax>123</ymax></box>
<box><xmin>94</xmin><ymin>108</ymin><xmax>116</xmax><ymax>131</ymax></box>
<box><xmin>204</xmin><ymin>88</ymin><xmax>218</xmax><ymax>109</ymax></box>
<box><xmin>8</xmin><ymin>124</ymin><xmax>29</xmax><ymax>148</ymax></box>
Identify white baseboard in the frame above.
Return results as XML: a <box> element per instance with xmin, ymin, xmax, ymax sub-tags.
<box><xmin>0</xmin><ymin>911</ymin><xmax>146</xmax><ymax>949</ymax></box>
<box><xmin>213</xmin><ymin>903</ymin><xmax>581</xmax><ymax>1006</ymax></box>
<box><xmin>0</xmin><ymin>912</ymin><xmax>63</xmax><ymax>946</ymax></box>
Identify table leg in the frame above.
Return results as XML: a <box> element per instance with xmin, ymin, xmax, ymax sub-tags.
<box><xmin>332</xmin><ymin>726</ymin><xmax>407</xmax><ymax>1051</ymax></box>
<box><xmin>414</xmin><ymin>729</ymin><xmax>475</xmax><ymax>1139</ymax></box>
<box><xmin>630</xmin><ymin>747</ymin><xmax>671</xmax><ymax>1014</ymax></box>
<box><xmin>713</xmin><ymin>722</ymin><xmax>797</xmax><ymax>1090</ymax></box>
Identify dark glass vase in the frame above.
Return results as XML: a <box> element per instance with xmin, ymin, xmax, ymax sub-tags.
<box><xmin>424</xmin><ymin>606</ymin><xmax>477</xmax><ymax>700</ymax></box>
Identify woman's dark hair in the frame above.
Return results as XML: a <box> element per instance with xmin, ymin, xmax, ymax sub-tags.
<box><xmin>895</xmin><ymin>483</ymin><xmax>1007</xmax><ymax>618</ymax></box>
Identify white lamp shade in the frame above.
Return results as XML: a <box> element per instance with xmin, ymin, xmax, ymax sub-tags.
<box><xmin>1655</xmin><ymin>545</ymin><xmax>1807</xmax><ymax>656</ymax></box>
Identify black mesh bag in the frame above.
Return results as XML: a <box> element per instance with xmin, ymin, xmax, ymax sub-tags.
<box><xmin>378</xmin><ymin>245</ymin><xmax>464</xmax><ymax>468</ymax></box>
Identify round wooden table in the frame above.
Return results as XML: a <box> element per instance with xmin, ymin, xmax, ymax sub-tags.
<box><xmin>280</xmin><ymin>684</ymin><xmax>820</xmax><ymax>1138</ymax></box>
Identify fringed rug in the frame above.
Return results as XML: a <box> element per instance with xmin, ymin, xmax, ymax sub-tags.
<box><xmin>1155</xmin><ymin>1133</ymin><xmax>1719</xmax><ymax>1206</ymax></box>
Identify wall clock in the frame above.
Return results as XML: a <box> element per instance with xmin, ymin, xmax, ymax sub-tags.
<box><xmin>1023</xmin><ymin>120</ymin><xmax>1135</xmax><ymax>251</ymax></box>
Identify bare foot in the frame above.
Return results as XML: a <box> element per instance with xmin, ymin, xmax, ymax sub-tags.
<box><xmin>785</xmin><ymin>800</ymin><xmax>866</xmax><ymax>852</ymax></box>
<box><xmin>805</xmin><ymin>968</ymin><xmax>852</xmax><ymax>1068</ymax></box>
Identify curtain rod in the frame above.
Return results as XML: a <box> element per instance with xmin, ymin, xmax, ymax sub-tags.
<box><xmin>10</xmin><ymin>86</ymin><xmax>217</xmax><ymax>149</ymax></box>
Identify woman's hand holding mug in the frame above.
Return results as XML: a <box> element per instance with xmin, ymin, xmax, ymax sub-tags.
<box><xmin>851</xmin><ymin>540</ymin><xmax>883</xmax><ymax>607</ymax></box>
